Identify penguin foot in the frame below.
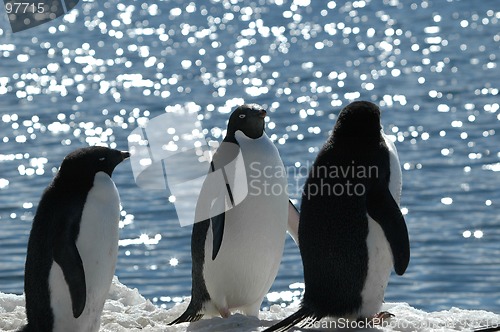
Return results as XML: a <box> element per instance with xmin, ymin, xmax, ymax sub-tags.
<box><xmin>219</xmin><ymin>307</ymin><xmax>231</xmax><ymax>318</ymax></box>
<box><xmin>370</xmin><ymin>311</ymin><xmax>394</xmax><ymax>325</ymax></box>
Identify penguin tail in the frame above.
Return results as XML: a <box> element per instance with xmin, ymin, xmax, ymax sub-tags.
<box><xmin>263</xmin><ymin>306</ymin><xmax>317</xmax><ymax>332</ymax></box>
<box><xmin>18</xmin><ymin>324</ymin><xmax>32</xmax><ymax>332</ymax></box>
<box><xmin>168</xmin><ymin>304</ymin><xmax>204</xmax><ymax>325</ymax></box>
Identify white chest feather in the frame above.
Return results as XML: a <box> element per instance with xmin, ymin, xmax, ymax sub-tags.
<box><xmin>359</xmin><ymin>216</ymin><xmax>393</xmax><ymax>317</ymax></box>
<box><xmin>49</xmin><ymin>172</ymin><xmax>120</xmax><ymax>332</ymax></box>
<box><xmin>383</xmin><ymin>133</ymin><xmax>402</xmax><ymax>205</ymax></box>
<box><xmin>359</xmin><ymin>133</ymin><xmax>403</xmax><ymax>317</ymax></box>
<box><xmin>203</xmin><ymin>132</ymin><xmax>289</xmax><ymax>312</ymax></box>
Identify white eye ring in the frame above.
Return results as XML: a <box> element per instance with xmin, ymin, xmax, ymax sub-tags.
<box><xmin>239</xmin><ymin>114</ymin><xmax>246</xmax><ymax>119</ymax></box>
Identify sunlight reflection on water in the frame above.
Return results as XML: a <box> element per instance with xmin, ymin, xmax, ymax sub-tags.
<box><xmin>0</xmin><ymin>0</ymin><xmax>499</xmax><ymax>312</ymax></box>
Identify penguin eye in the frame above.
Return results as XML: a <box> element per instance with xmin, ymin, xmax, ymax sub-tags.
<box><xmin>239</xmin><ymin>114</ymin><xmax>246</xmax><ymax>119</ymax></box>
<box><xmin>99</xmin><ymin>157</ymin><xmax>106</xmax><ymax>161</ymax></box>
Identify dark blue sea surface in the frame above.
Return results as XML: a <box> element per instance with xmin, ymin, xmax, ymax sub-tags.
<box><xmin>0</xmin><ymin>0</ymin><xmax>499</xmax><ymax>313</ymax></box>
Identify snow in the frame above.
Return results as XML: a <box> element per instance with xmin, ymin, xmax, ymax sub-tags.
<box><xmin>1</xmin><ymin>277</ymin><xmax>499</xmax><ymax>331</ymax></box>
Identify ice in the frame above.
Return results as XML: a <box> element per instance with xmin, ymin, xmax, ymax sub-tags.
<box><xmin>1</xmin><ymin>277</ymin><xmax>499</xmax><ymax>331</ymax></box>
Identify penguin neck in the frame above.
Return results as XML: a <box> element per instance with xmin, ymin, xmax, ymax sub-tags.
<box><xmin>53</xmin><ymin>172</ymin><xmax>95</xmax><ymax>193</ymax></box>
<box><xmin>224</xmin><ymin>130</ymin><xmax>239</xmax><ymax>145</ymax></box>
<box><xmin>232</xmin><ymin>129</ymin><xmax>267</xmax><ymax>142</ymax></box>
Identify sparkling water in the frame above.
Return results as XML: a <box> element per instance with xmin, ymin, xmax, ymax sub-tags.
<box><xmin>0</xmin><ymin>0</ymin><xmax>498</xmax><ymax>313</ymax></box>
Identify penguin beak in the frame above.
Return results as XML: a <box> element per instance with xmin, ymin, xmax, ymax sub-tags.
<box><xmin>121</xmin><ymin>151</ymin><xmax>131</xmax><ymax>160</ymax></box>
<box><xmin>258</xmin><ymin>109</ymin><xmax>267</xmax><ymax>119</ymax></box>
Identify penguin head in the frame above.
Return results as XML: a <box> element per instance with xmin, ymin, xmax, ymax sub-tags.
<box><xmin>333</xmin><ymin>101</ymin><xmax>382</xmax><ymax>140</ymax></box>
<box><xmin>56</xmin><ymin>146</ymin><xmax>130</xmax><ymax>187</ymax></box>
<box><xmin>227</xmin><ymin>104</ymin><xmax>267</xmax><ymax>139</ymax></box>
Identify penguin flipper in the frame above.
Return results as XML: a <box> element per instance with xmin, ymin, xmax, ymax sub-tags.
<box><xmin>208</xmin><ymin>142</ymin><xmax>240</xmax><ymax>261</ymax></box>
<box><xmin>263</xmin><ymin>306</ymin><xmax>316</xmax><ymax>332</ymax></box>
<box><xmin>168</xmin><ymin>302</ymin><xmax>204</xmax><ymax>325</ymax></box>
<box><xmin>211</xmin><ymin>211</ymin><xmax>225</xmax><ymax>260</ymax></box>
<box><xmin>209</xmin><ymin>177</ymin><xmax>230</xmax><ymax>261</ymax></box>
<box><xmin>287</xmin><ymin>200</ymin><xmax>300</xmax><ymax>245</ymax></box>
<box><xmin>53</xmin><ymin>240</ymin><xmax>86</xmax><ymax>318</ymax></box>
<box><xmin>367</xmin><ymin>185</ymin><xmax>410</xmax><ymax>276</ymax></box>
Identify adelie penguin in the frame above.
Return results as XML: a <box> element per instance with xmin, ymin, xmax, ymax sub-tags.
<box><xmin>169</xmin><ymin>104</ymin><xmax>300</xmax><ymax>324</ymax></box>
<box><xmin>20</xmin><ymin>146</ymin><xmax>130</xmax><ymax>332</ymax></box>
<box><xmin>264</xmin><ymin>101</ymin><xmax>410</xmax><ymax>331</ymax></box>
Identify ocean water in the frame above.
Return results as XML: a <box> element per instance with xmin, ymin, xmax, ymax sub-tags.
<box><xmin>0</xmin><ymin>0</ymin><xmax>499</xmax><ymax>315</ymax></box>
